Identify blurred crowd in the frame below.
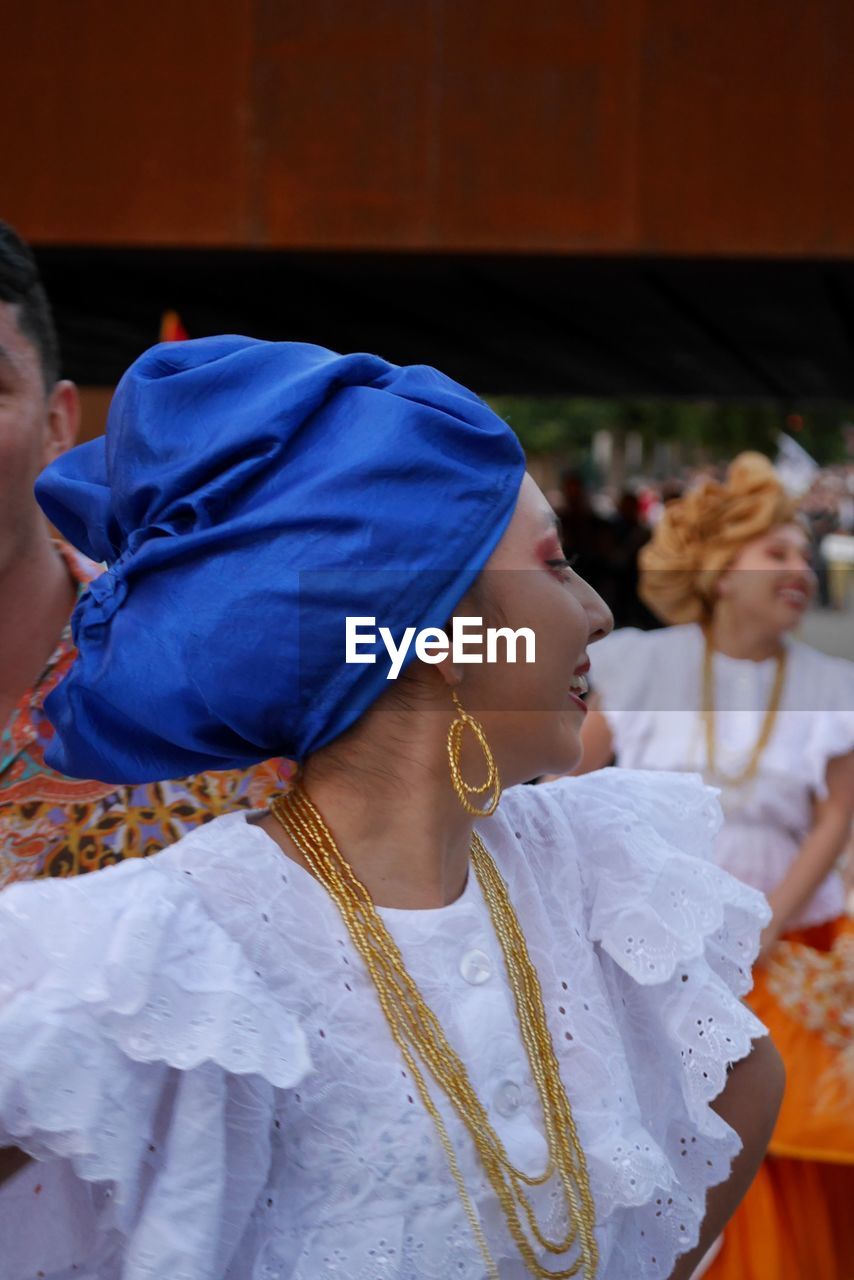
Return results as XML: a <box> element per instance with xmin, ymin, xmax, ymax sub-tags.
<box><xmin>548</xmin><ymin>461</ymin><xmax>854</xmax><ymax>631</ymax></box>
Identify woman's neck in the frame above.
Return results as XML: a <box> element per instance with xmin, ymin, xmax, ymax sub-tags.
<box><xmin>707</xmin><ymin>606</ymin><xmax>786</xmax><ymax>662</ymax></box>
<box><xmin>259</xmin><ymin>723</ymin><xmax>481</xmax><ymax>910</ymax></box>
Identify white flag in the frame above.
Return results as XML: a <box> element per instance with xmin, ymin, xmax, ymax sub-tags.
<box><xmin>775</xmin><ymin>432</ymin><xmax>819</xmax><ymax>496</ymax></box>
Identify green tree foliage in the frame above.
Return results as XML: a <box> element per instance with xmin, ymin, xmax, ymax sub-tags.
<box><xmin>487</xmin><ymin>397</ymin><xmax>853</xmax><ymax>469</ymax></box>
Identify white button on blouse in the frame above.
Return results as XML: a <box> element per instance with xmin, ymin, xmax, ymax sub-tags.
<box><xmin>493</xmin><ymin>1079</ymin><xmax>523</xmax><ymax>1118</ymax></box>
<box><xmin>459</xmin><ymin>948</ymin><xmax>492</xmax><ymax>985</ymax></box>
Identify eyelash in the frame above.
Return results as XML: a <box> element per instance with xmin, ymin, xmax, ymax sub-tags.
<box><xmin>546</xmin><ymin>554</ymin><xmax>579</xmax><ymax>576</ymax></box>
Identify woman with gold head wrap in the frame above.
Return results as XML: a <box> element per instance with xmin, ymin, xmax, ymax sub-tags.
<box><xmin>578</xmin><ymin>452</ymin><xmax>854</xmax><ymax>1280</ymax></box>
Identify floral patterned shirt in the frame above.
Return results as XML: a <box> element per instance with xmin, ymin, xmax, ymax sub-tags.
<box><xmin>0</xmin><ymin>543</ymin><xmax>293</xmax><ymax>886</ymax></box>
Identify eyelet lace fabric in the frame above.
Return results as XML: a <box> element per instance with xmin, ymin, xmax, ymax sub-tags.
<box><xmin>0</xmin><ymin>769</ymin><xmax>769</xmax><ymax>1280</ymax></box>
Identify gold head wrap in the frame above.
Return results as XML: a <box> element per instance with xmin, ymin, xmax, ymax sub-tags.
<box><xmin>638</xmin><ymin>452</ymin><xmax>799</xmax><ymax>625</ymax></box>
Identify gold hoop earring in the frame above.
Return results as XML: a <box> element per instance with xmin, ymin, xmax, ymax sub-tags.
<box><xmin>446</xmin><ymin>690</ymin><xmax>501</xmax><ymax>816</ymax></box>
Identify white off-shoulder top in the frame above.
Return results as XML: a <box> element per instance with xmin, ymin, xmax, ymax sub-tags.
<box><xmin>0</xmin><ymin>770</ymin><xmax>769</xmax><ymax>1280</ymax></box>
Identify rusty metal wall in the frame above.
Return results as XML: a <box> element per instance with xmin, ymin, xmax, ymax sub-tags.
<box><xmin>5</xmin><ymin>0</ymin><xmax>853</xmax><ymax>254</ymax></box>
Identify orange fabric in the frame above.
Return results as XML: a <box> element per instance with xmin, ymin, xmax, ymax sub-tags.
<box><xmin>704</xmin><ymin>919</ymin><xmax>854</xmax><ymax>1280</ymax></box>
<box><xmin>759</xmin><ymin>920</ymin><xmax>854</xmax><ymax>1162</ymax></box>
<box><xmin>704</xmin><ymin>1156</ymin><xmax>854</xmax><ymax>1280</ymax></box>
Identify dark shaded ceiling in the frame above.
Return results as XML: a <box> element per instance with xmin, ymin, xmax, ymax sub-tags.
<box><xmin>35</xmin><ymin>247</ymin><xmax>854</xmax><ymax>400</ymax></box>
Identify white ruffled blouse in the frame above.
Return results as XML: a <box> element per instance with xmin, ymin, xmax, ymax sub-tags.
<box><xmin>589</xmin><ymin>626</ymin><xmax>854</xmax><ymax>929</ymax></box>
<box><xmin>0</xmin><ymin>769</ymin><xmax>769</xmax><ymax>1280</ymax></box>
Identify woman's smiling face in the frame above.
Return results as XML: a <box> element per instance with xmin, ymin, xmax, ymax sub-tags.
<box><xmin>452</xmin><ymin>474</ymin><xmax>613</xmax><ymax>785</ymax></box>
<box><xmin>714</xmin><ymin>522</ymin><xmax>815</xmax><ymax>634</ymax></box>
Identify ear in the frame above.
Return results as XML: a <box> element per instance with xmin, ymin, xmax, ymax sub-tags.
<box><xmin>435</xmin><ymin>660</ymin><xmax>464</xmax><ymax>689</ymax></box>
<box><xmin>433</xmin><ymin>646</ymin><xmax>463</xmax><ymax>690</ymax></box>
<box><xmin>41</xmin><ymin>380</ymin><xmax>80</xmax><ymax>468</ymax></box>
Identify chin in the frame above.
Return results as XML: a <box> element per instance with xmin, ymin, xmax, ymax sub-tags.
<box><xmin>501</xmin><ymin>710</ymin><xmax>583</xmax><ymax>785</ymax></box>
<box><xmin>543</xmin><ymin>725</ymin><xmax>583</xmax><ymax>778</ymax></box>
<box><xmin>773</xmin><ymin>606</ymin><xmax>803</xmax><ymax>633</ymax></box>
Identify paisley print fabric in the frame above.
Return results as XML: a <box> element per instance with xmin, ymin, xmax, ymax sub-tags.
<box><xmin>0</xmin><ymin>543</ymin><xmax>292</xmax><ymax>886</ymax></box>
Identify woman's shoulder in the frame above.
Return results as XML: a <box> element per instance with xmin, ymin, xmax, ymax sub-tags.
<box><xmin>497</xmin><ymin>769</ymin><xmax>768</xmax><ymax>983</ymax></box>
<box><xmin>0</xmin><ymin>808</ymin><xmax>311</xmax><ymax>1086</ymax></box>
<box><xmin>588</xmin><ymin>625</ymin><xmax>700</xmax><ymax>709</ymax></box>
<box><xmin>0</xmin><ymin>807</ymin><xmax>276</xmax><ymax>901</ymax></box>
<box><xmin>785</xmin><ymin>636</ymin><xmax>854</xmax><ymax>703</ymax></box>
<box><xmin>0</xmin><ymin>810</ymin><xmax>282</xmax><ymax>975</ymax></box>
<box><xmin>499</xmin><ymin>766</ymin><xmax>722</xmax><ymax>862</ymax></box>
<box><xmin>780</xmin><ymin>639</ymin><xmax>854</xmax><ymax>791</ymax></box>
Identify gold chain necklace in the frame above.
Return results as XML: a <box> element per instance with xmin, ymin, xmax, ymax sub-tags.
<box><xmin>270</xmin><ymin>786</ymin><xmax>598</xmax><ymax>1280</ymax></box>
<box><xmin>701</xmin><ymin>628</ymin><xmax>787</xmax><ymax>787</ymax></box>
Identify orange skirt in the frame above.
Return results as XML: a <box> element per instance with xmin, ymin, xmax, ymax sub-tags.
<box><xmin>704</xmin><ymin>918</ymin><xmax>854</xmax><ymax>1280</ymax></box>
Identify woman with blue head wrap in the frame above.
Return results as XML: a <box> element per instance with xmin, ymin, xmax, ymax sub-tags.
<box><xmin>0</xmin><ymin>337</ymin><xmax>780</xmax><ymax>1280</ymax></box>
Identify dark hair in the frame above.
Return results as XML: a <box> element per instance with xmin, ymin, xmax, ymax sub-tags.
<box><xmin>0</xmin><ymin>221</ymin><xmax>60</xmax><ymax>389</ymax></box>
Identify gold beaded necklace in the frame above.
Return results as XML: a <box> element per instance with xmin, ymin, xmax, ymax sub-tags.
<box><xmin>701</xmin><ymin>626</ymin><xmax>787</xmax><ymax>787</ymax></box>
<box><xmin>270</xmin><ymin>786</ymin><xmax>599</xmax><ymax>1279</ymax></box>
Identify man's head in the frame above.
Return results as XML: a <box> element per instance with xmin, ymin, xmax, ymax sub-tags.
<box><xmin>0</xmin><ymin>222</ymin><xmax>79</xmax><ymax>572</ymax></box>
<box><xmin>0</xmin><ymin>223</ymin><xmax>60</xmax><ymax>391</ymax></box>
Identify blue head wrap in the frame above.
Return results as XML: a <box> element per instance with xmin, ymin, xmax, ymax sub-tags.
<box><xmin>35</xmin><ymin>337</ymin><xmax>526</xmax><ymax>782</ymax></box>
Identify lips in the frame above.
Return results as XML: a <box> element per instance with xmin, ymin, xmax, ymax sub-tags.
<box><xmin>777</xmin><ymin>583</ymin><xmax>809</xmax><ymax>608</ymax></box>
<box><xmin>569</xmin><ymin>658</ymin><xmax>590</xmax><ymax>697</ymax></box>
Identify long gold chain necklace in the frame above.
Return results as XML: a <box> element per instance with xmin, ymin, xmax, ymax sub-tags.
<box><xmin>701</xmin><ymin>627</ymin><xmax>787</xmax><ymax>787</ymax></box>
<box><xmin>270</xmin><ymin>786</ymin><xmax>598</xmax><ymax>1279</ymax></box>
